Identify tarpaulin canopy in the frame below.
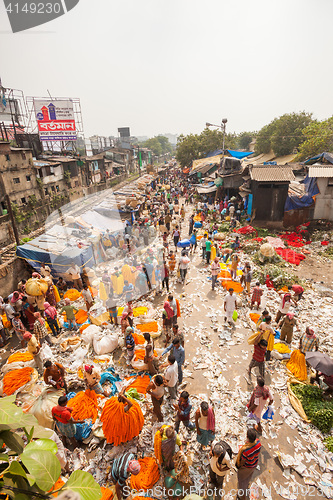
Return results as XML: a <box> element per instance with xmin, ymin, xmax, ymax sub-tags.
<box><xmin>196</xmin><ymin>184</ymin><xmax>218</xmax><ymax>194</ymax></box>
<box><xmin>206</xmin><ymin>149</ymin><xmax>253</xmax><ymax>159</ymax></box>
<box><xmin>16</xmin><ymin>225</ymin><xmax>95</xmax><ymax>277</ymax></box>
<box><xmin>304</xmin><ymin>152</ymin><xmax>333</xmax><ymax>165</ymax></box>
<box><xmin>284</xmin><ymin>175</ymin><xmax>319</xmax><ymax>212</ymax></box>
<box><xmin>191</xmin><ymin>155</ymin><xmax>222</xmax><ymax>174</ymax></box>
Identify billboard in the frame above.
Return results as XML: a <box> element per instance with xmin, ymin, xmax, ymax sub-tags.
<box><xmin>34</xmin><ymin>99</ymin><xmax>77</xmax><ymax>141</ymax></box>
<box><xmin>118</xmin><ymin>127</ymin><xmax>130</xmax><ymax>138</ymax></box>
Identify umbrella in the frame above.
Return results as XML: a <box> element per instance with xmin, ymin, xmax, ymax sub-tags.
<box><xmin>305</xmin><ymin>352</ymin><xmax>333</xmax><ymax>376</ymax></box>
<box><xmin>177</xmin><ymin>239</ymin><xmax>191</xmax><ymax>248</ymax></box>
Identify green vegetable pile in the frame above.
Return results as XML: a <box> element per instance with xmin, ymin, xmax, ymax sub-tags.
<box><xmin>324</xmin><ymin>436</ymin><xmax>333</xmax><ymax>453</ymax></box>
<box><xmin>291</xmin><ymin>384</ymin><xmax>333</xmax><ymax>433</ymax></box>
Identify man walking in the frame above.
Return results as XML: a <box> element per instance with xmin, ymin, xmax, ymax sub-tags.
<box><xmin>211</xmin><ymin>257</ymin><xmax>220</xmax><ymax>291</ymax></box>
<box><xmin>236</xmin><ymin>428</ymin><xmax>261</xmax><ymax>500</ymax></box>
<box><xmin>224</xmin><ymin>288</ymin><xmax>237</xmax><ymax>325</ymax></box>
<box><xmin>160</xmin><ymin>337</ymin><xmax>185</xmax><ymax>384</ymax></box>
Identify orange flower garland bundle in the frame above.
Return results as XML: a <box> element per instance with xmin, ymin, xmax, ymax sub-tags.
<box><xmin>67</xmin><ymin>389</ymin><xmax>101</xmax><ymax>423</ymax></box>
<box><xmin>286</xmin><ymin>349</ymin><xmax>307</xmax><ymax>381</ymax></box>
<box><xmin>154</xmin><ymin>430</ymin><xmax>162</xmax><ymax>464</ymax></box>
<box><xmin>125</xmin><ymin>374</ymin><xmax>151</xmax><ymax>394</ymax></box>
<box><xmin>130</xmin><ymin>457</ymin><xmax>160</xmax><ymax>491</ymax></box>
<box><xmin>79</xmin><ymin>323</ymin><xmax>90</xmax><ymax>333</ymax></box>
<box><xmin>134</xmin><ymin>349</ymin><xmax>157</xmax><ymax>361</ymax></box>
<box><xmin>64</xmin><ymin>289</ymin><xmax>81</xmax><ymax>301</ymax></box>
<box><xmin>133</xmin><ymin>332</ymin><xmax>145</xmax><ymax>345</ymax></box>
<box><xmin>7</xmin><ymin>352</ymin><xmax>34</xmax><ymax>364</ymax></box>
<box><xmin>132</xmin><ymin>497</ymin><xmax>155</xmax><ymax>500</ymax></box>
<box><xmin>136</xmin><ymin>321</ymin><xmax>158</xmax><ymax>333</ymax></box>
<box><xmin>100</xmin><ymin>396</ymin><xmax>144</xmax><ymax>445</ymax></box>
<box><xmin>249</xmin><ymin>313</ymin><xmax>261</xmax><ymax>324</ymax></box>
<box><xmin>75</xmin><ymin>310</ymin><xmax>88</xmax><ymax>325</ymax></box>
<box><xmin>3</xmin><ymin>367</ymin><xmax>34</xmax><ymax>395</ymax></box>
<box><xmin>48</xmin><ymin>477</ymin><xmax>65</xmax><ymax>497</ymax></box>
<box><xmin>100</xmin><ymin>487</ymin><xmax>114</xmax><ymax>500</ymax></box>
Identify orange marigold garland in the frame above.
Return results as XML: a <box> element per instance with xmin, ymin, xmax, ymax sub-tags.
<box><xmin>67</xmin><ymin>389</ymin><xmax>102</xmax><ymax>423</ymax></box>
<box><xmin>64</xmin><ymin>289</ymin><xmax>81</xmax><ymax>301</ymax></box>
<box><xmin>154</xmin><ymin>430</ymin><xmax>162</xmax><ymax>464</ymax></box>
<box><xmin>130</xmin><ymin>457</ymin><xmax>160</xmax><ymax>491</ymax></box>
<box><xmin>7</xmin><ymin>352</ymin><xmax>34</xmax><ymax>364</ymax></box>
<box><xmin>134</xmin><ymin>349</ymin><xmax>157</xmax><ymax>361</ymax></box>
<box><xmin>133</xmin><ymin>332</ymin><xmax>145</xmax><ymax>345</ymax></box>
<box><xmin>136</xmin><ymin>321</ymin><xmax>158</xmax><ymax>333</ymax></box>
<box><xmin>100</xmin><ymin>396</ymin><xmax>144</xmax><ymax>446</ymax></box>
<box><xmin>100</xmin><ymin>487</ymin><xmax>114</xmax><ymax>500</ymax></box>
<box><xmin>48</xmin><ymin>477</ymin><xmax>65</xmax><ymax>497</ymax></box>
<box><xmin>125</xmin><ymin>375</ymin><xmax>151</xmax><ymax>394</ymax></box>
<box><xmin>3</xmin><ymin>367</ymin><xmax>34</xmax><ymax>395</ymax></box>
<box><xmin>286</xmin><ymin>349</ymin><xmax>307</xmax><ymax>381</ymax></box>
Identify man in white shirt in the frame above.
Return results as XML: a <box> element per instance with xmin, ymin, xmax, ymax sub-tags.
<box><xmin>66</xmin><ymin>262</ymin><xmax>82</xmax><ymax>290</ymax></box>
<box><xmin>208</xmin><ymin>441</ymin><xmax>232</xmax><ymax>498</ymax></box>
<box><xmin>201</xmin><ymin>235</ymin><xmax>207</xmax><ymax>260</ymax></box>
<box><xmin>179</xmin><ymin>251</ymin><xmax>190</xmax><ymax>285</ymax></box>
<box><xmin>224</xmin><ymin>288</ymin><xmax>237</xmax><ymax>324</ymax></box>
<box><xmin>163</xmin><ymin>353</ymin><xmax>178</xmax><ymax>399</ymax></box>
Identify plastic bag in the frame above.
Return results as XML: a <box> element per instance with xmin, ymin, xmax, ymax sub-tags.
<box><xmin>232</xmin><ymin>310</ymin><xmax>238</xmax><ymax>322</ymax></box>
<box><xmin>93</xmin><ymin>334</ymin><xmax>118</xmax><ymax>355</ymax></box>
<box><xmin>69</xmin><ymin>347</ymin><xmax>89</xmax><ymax>370</ymax></box>
<box><xmin>28</xmin><ymin>388</ymin><xmax>63</xmax><ymax>429</ymax></box>
<box><xmin>81</xmin><ymin>324</ymin><xmax>102</xmax><ymax>345</ymax></box>
<box><xmin>262</xmin><ymin>406</ymin><xmax>274</xmax><ymax>420</ymax></box>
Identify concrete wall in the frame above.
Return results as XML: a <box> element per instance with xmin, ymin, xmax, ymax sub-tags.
<box><xmin>313</xmin><ymin>178</ymin><xmax>333</xmax><ymax>220</ymax></box>
<box><xmin>0</xmin><ymin>256</ymin><xmax>30</xmax><ymax>297</ymax></box>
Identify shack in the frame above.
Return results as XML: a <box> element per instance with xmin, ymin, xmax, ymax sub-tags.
<box><xmin>248</xmin><ymin>165</ymin><xmax>295</xmax><ymax>221</ymax></box>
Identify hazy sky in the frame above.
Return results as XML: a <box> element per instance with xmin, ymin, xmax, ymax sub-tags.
<box><xmin>1</xmin><ymin>0</ymin><xmax>332</xmax><ymax>139</ymax></box>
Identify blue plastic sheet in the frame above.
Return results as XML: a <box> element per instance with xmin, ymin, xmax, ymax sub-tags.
<box><xmin>100</xmin><ymin>367</ymin><xmax>121</xmax><ymax>396</ymax></box>
<box><xmin>75</xmin><ymin>421</ymin><xmax>93</xmax><ymax>440</ymax></box>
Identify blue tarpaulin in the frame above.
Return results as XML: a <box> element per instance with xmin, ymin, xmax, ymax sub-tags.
<box><xmin>206</xmin><ymin>149</ymin><xmax>253</xmax><ymax>159</ymax></box>
<box><xmin>304</xmin><ymin>152</ymin><xmax>333</xmax><ymax>165</ymax></box>
<box><xmin>284</xmin><ymin>175</ymin><xmax>319</xmax><ymax>211</ymax></box>
<box><xmin>16</xmin><ymin>226</ymin><xmax>95</xmax><ymax>278</ymax></box>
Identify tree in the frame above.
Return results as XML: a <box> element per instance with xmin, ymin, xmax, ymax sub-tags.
<box><xmin>296</xmin><ymin>117</ymin><xmax>333</xmax><ymax>160</ymax></box>
<box><xmin>142</xmin><ymin>136</ymin><xmax>173</xmax><ymax>156</ymax></box>
<box><xmin>176</xmin><ymin>128</ymin><xmax>238</xmax><ymax>168</ymax></box>
<box><xmin>255</xmin><ymin>112</ymin><xmax>313</xmax><ymax>156</ymax></box>
<box><xmin>0</xmin><ymin>395</ymin><xmax>101</xmax><ymax>500</ymax></box>
<box><xmin>142</xmin><ymin>137</ymin><xmax>162</xmax><ymax>156</ymax></box>
<box><xmin>237</xmin><ymin>131</ymin><xmax>254</xmax><ymax>150</ymax></box>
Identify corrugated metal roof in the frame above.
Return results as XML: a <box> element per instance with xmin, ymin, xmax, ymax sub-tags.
<box><xmin>308</xmin><ymin>166</ymin><xmax>333</xmax><ymax>178</ymax></box>
<box><xmin>250</xmin><ymin>166</ymin><xmax>295</xmax><ymax>182</ymax></box>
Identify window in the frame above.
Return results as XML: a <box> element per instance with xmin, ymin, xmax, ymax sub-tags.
<box><xmin>56</xmin><ymin>185</ymin><xmax>60</xmax><ymax>192</ymax></box>
<box><xmin>5</xmin><ymin>154</ymin><xmax>10</xmax><ymax>161</ymax></box>
<box><xmin>44</xmin><ymin>188</ymin><xmax>48</xmax><ymax>195</ymax></box>
<box><xmin>51</xmin><ymin>186</ymin><xmax>55</xmax><ymax>192</ymax></box>
<box><xmin>13</xmin><ymin>177</ymin><xmax>20</xmax><ymax>184</ymax></box>
<box><xmin>21</xmin><ymin>197</ymin><xmax>26</xmax><ymax>204</ymax></box>
<box><xmin>328</xmin><ymin>178</ymin><xmax>333</xmax><ymax>186</ymax></box>
<box><xmin>26</xmin><ymin>175</ymin><xmax>31</xmax><ymax>182</ymax></box>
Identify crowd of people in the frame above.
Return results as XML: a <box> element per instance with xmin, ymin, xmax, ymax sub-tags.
<box><xmin>0</xmin><ymin>166</ymin><xmax>325</xmax><ymax>500</ymax></box>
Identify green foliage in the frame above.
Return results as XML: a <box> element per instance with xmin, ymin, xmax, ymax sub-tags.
<box><xmin>255</xmin><ymin>112</ymin><xmax>313</xmax><ymax>156</ymax></box>
<box><xmin>142</xmin><ymin>135</ymin><xmax>173</xmax><ymax>156</ymax></box>
<box><xmin>237</xmin><ymin>131</ymin><xmax>254</xmax><ymax>150</ymax></box>
<box><xmin>176</xmin><ymin>128</ymin><xmax>237</xmax><ymax>168</ymax></box>
<box><xmin>295</xmin><ymin>116</ymin><xmax>333</xmax><ymax>160</ymax></box>
<box><xmin>36</xmin><ymin>177</ymin><xmax>43</xmax><ymax>190</ymax></box>
<box><xmin>291</xmin><ymin>384</ymin><xmax>333</xmax><ymax>433</ymax></box>
<box><xmin>324</xmin><ymin>436</ymin><xmax>333</xmax><ymax>453</ymax></box>
<box><xmin>0</xmin><ymin>396</ymin><xmax>101</xmax><ymax>500</ymax></box>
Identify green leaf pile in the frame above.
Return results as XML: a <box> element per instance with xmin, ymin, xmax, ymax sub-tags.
<box><xmin>291</xmin><ymin>384</ymin><xmax>333</xmax><ymax>433</ymax></box>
